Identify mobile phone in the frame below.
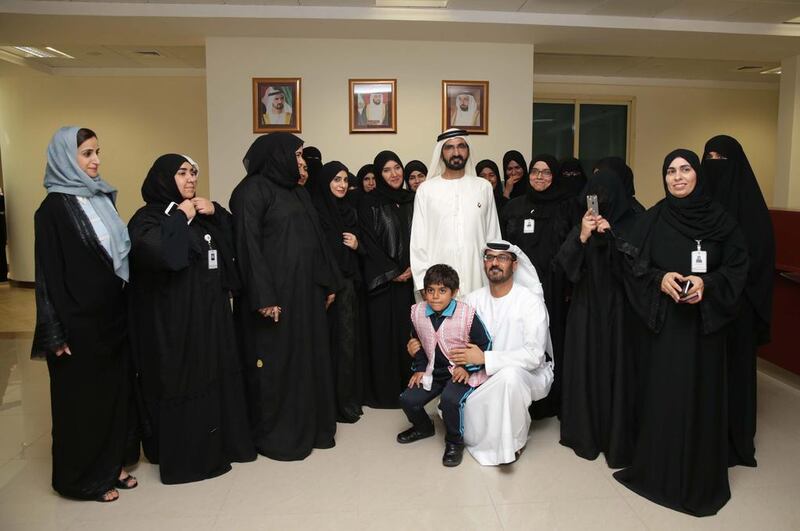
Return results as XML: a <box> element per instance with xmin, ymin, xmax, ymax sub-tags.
<box><xmin>586</xmin><ymin>194</ymin><xmax>600</xmax><ymax>215</ymax></box>
<box><xmin>680</xmin><ymin>280</ymin><xmax>694</xmax><ymax>298</ymax></box>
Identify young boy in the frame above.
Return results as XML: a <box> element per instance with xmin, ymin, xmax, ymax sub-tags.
<box><xmin>397</xmin><ymin>264</ymin><xmax>491</xmax><ymax>467</ymax></box>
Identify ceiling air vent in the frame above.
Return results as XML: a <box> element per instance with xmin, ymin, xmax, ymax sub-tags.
<box><xmin>135</xmin><ymin>50</ymin><xmax>162</xmax><ymax>57</ymax></box>
<box><xmin>736</xmin><ymin>65</ymin><xmax>763</xmax><ymax>71</ymax></box>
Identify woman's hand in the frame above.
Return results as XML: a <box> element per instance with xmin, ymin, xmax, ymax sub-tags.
<box><xmin>393</xmin><ymin>267</ymin><xmax>412</xmax><ymax>282</ymax></box>
<box><xmin>680</xmin><ymin>275</ymin><xmax>705</xmax><ymax>305</ymax></box>
<box><xmin>660</xmin><ymin>272</ymin><xmax>684</xmax><ymax>302</ymax></box>
<box><xmin>579</xmin><ymin>210</ymin><xmax>598</xmax><ymax>243</ymax></box>
<box><xmin>54</xmin><ymin>344</ymin><xmax>71</xmax><ymax>357</ymax></box>
<box><xmin>503</xmin><ymin>175</ymin><xmax>520</xmax><ymax>198</ymax></box>
<box><xmin>192</xmin><ymin>197</ymin><xmax>215</xmax><ymax>216</ymax></box>
<box><xmin>325</xmin><ymin>293</ymin><xmax>336</xmax><ymax>310</ymax></box>
<box><xmin>342</xmin><ymin>232</ymin><xmax>358</xmax><ymax>250</ymax></box>
<box><xmin>258</xmin><ymin>306</ymin><xmax>281</xmax><ymax>322</ymax></box>
<box><xmin>177</xmin><ymin>199</ymin><xmax>196</xmax><ymax>221</ymax></box>
<box><xmin>596</xmin><ymin>216</ymin><xmax>611</xmax><ymax>234</ymax></box>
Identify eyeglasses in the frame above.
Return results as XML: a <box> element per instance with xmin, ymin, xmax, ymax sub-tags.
<box><xmin>483</xmin><ymin>253</ymin><xmax>515</xmax><ymax>263</ymax></box>
<box><xmin>530</xmin><ymin>169</ymin><xmax>553</xmax><ymax>178</ymax></box>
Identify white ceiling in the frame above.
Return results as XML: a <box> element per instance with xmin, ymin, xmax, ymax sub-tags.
<box><xmin>19</xmin><ymin>0</ymin><xmax>800</xmax><ymax>24</ymax></box>
<box><xmin>0</xmin><ymin>0</ymin><xmax>798</xmax><ymax>82</ymax></box>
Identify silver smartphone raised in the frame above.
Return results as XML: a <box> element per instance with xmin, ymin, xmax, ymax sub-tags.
<box><xmin>586</xmin><ymin>194</ymin><xmax>600</xmax><ymax>215</ymax></box>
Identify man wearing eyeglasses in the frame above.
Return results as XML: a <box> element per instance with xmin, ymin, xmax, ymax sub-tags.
<box><xmin>448</xmin><ymin>240</ymin><xmax>554</xmax><ymax>465</ymax></box>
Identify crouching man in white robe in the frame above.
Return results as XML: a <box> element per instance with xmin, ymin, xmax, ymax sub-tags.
<box><xmin>450</xmin><ymin>240</ymin><xmax>554</xmax><ymax>465</ymax></box>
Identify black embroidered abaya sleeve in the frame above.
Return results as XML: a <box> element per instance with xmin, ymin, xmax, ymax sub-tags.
<box><xmin>32</xmin><ymin>204</ymin><xmax>68</xmax><ymax>357</ymax></box>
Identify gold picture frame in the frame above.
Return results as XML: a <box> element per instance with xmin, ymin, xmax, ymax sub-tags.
<box><xmin>442</xmin><ymin>80</ymin><xmax>489</xmax><ymax>135</ymax></box>
<box><xmin>349</xmin><ymin>79</ymin><xmax>397</xmax><ymax>133</ymax></box>
<box><xmin>252</xmin><ymin>77</ymin><xmax>301</xmax><ymax>133</ymax></box>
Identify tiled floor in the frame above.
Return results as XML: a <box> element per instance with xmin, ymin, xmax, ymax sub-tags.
<box><xmin>1</xmin><ymin>283</ymin><xmax>798</xmax><ymax>530</ymax></box>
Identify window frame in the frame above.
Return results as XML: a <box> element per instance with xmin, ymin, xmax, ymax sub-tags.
<box><xmin>533</xmin><ymin>95</ymin><xmax>636</xmax><ymax>169</ymax></box>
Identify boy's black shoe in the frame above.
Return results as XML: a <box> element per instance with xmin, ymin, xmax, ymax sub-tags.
<box><xmin>442</xmin><ymin>443</ymin><xmax>464</xmax><ymax>467</ymax></box>
<box><xmin>397</xmin><ymin>426</ymin><xmax>435</xmax><ymax>444</ymax></box>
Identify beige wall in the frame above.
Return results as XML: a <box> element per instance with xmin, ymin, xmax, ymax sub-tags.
<box><xmin>0</xmin><ymin>70</ymin><xmax>209</xmax><ymax>282</ymax></box>
<box><xmin>534</xmin><ymin>82</ymin><xmax>779</xmax><ymax>209</ymax></box>
<box><xmin>206</xmin><ymin>37</ymin><xmax>534</xmax><ymax>206</ymax></box>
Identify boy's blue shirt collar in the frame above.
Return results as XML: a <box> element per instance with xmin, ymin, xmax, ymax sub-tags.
<box><xmin>425</xmin><ymin>299</ymin><xmax>457</xmax><ymax>317</ymax></box>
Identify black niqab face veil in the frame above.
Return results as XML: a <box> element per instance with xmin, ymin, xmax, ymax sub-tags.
<box><xmin>243</xmin><ymin>133</ymin><xmax>303</xmax><ymax>189</ymax></box>
<box><xmin>142</xmin><ymin>153</ymin><xmax>189</xmax><ymax>207</ymax></box>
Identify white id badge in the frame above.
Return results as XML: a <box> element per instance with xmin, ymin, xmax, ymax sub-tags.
<box><xmin>691</xmin><ymin>250</ymin><xmax>707</xmax><ymax>273</ymax></box>
<box><xmin>523</xmin><ymin>218</ymin><xmax>535</xmax><ymax>234</ymax></box>
<box><xmin>208</xmin><ymin>250</ymin><xmax>218</xmax><ymax>270</ymax></box>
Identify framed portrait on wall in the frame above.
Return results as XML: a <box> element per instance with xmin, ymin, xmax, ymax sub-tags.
<box><xmin>442</xmin><ymin>80</ymin><xmax>488</xmax><ymax>134</ymax></box>
<box><xmin>349</xmin><ymin>79</ymin><xmax>397</xmax><ymax>133</ymax></box>
<box><xmin>252</xmin><ymin>77</ymin><xmax>301</xmax><ymax>133</ymax></box>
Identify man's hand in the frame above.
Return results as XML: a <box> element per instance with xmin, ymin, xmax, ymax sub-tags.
<box><xmin>449</xmin><ymin>343</ymin><xmax>485</xmax><ymax>366</ymax></box>
<box><xmin>407</xmin><ymin>337</ymin><xmax>421</xmax><ymax>357</ymax></box>
<box><xmin>451</xmin><ymin>366</ymin><xmax>469</xmax><ymax>384</ymax></box>
<box><xmin>408</xmin><ymin>372</ymin><xmax>425</xmax><ymax>388</ymax></box>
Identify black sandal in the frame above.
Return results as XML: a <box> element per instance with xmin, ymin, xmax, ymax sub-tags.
<box><xmin>96</xmin><ymin>488</ymin><xmax>119</xmax><ymax>502</ymax></box>
<box><xmin>115</xmin><ymin>474</ymin><xmax>138</xmax><ymax>490</ymax></box>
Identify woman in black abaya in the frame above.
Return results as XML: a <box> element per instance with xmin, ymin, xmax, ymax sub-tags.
<box><xmin>127</xmin><ymin>154</ymin><xmax>256</xmax><ymax>483</ymax></box>
<box><xmin>501</xmin><ymin>150</ymin><xmax>528</xmax><ymax>199</ymax></box>
<box><xmin>702</xmin><ymin>135</ymin><xmax>774</xmax><ymax>468</ymax></box>
<box><xmin>500</xmin><ymin>154</ymin><xmax>577</xmax><ymax>418</ymax></box>
<box><xmin>230</xmin><ymin>133</ymin><xmax>342</xmax><ymax>460</ymax></box>
<box><xmin>476</xmin><ymin>159</ymin><xmax>507</xmax><ymax>212</ymax></box>
<box><xmin>613</xmin><ymin>149</ymin><xmax>748</xmax><ymax>517</ymax></box>
<box><xmin>308</xmin><ymin>160</ymin><xmax>367</xmax><ymax>423</ymax></box>
<box><xmin>358</xmin><ymin>150</ymin><xmax>414</xmax><ymax>408</ymax></box>
<box><xmin>557</xmin><ymin>170</ymin><xmax>639</xmax><ymax>468</ymax></box>
<box><xmin>32</xmin><ymin>126</ymin><xmax>134</xmax><ymax>502</ymax></box>
<box><xmin>559</xmin><ymin>157</ymin><xmax>588</xmax><ymax>199</ymax></box>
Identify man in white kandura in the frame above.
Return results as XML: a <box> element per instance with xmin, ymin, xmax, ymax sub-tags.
<box><xmin>451</xmin><ymin>240</ymin><xmax>554</xmax><ymax>465</ymax></box>
<box><xmin>410</xmin><ymin>129</ymin><xmax>501</xmax><ymax>296</ymax></box>
<box><xmin>451</xmin><ymin>93</ymin><xmax>480</xmax><ymax>127</ymax></box>
<box><xmin>262</xmin><ymin>87</ymin><xmax>293</xmax><ymax>125</ymax></box>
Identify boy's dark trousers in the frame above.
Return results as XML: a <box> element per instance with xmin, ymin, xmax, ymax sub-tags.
<box><xmin>399</xmin><ymin>376</ymin><xmax>473</xmax><ymax>445</ymax></box>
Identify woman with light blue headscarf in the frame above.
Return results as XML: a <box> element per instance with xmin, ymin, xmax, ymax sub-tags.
<box><xmin>32</xmin><ymin>126</ymin><xmax>136</xmax><ymax>502</ymax></box>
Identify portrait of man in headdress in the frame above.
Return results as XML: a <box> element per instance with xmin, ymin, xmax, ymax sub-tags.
<box><xmin>349</xmin><ymin>79</ymin><xmax>397</xmax><ymax>133</ymax></box>
<box><xmin>443</xmin><ymin>81</ymin><xmax>488</xmax><ymax>134</ymax></box>
<box><xmin>252</xmin><ymin>78</ymin><xmax>301</xmax><ymax>133</ymax></box>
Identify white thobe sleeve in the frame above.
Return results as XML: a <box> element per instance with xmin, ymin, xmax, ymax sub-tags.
<box><xmin>483</xmin><ymin>183</ymin><xmax>502</xmax><ymax>242</ymax></box>
<box><xmin>484</xmin><ymin>294</ymin><xmax>548</xmax><ymax>375</ymax></box>
<box><xmin>410</xmin><ymin>186</ymin><xmax>428</xmax><ymax>291</ymax></box>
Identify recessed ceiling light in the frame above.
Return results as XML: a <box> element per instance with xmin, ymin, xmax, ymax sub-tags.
<box><xmin>11</xmin><ymin>46</ymin><xmax>73</xmax><ymax>59</ymax></box>
<box><xmin>45</xmin><ymin>47</ymin><xmax>74</xmax><ymax>59</ymax></box>
<box><xmin>375</xmin><ymin>0</ymin><xmax>448</xmax><ymax>7</ymax></box>
<box><xmin>760</xmin><ymin>66</ymin><xmax>782</xmax><ymax>75</ymax></box>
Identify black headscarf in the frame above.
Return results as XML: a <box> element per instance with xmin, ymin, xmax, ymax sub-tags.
<box><xmin>702</xmin><ymin>135</ymin><xmax>774</xmax><ymax>341</ymax></box>
<box><xmin>141</xmin><ymin>153</ymin><xmax>239</xmax><ymax>290</ymax></box>
<box><xmin>243</xmin><ymin>133</ymin><xmax>303</xmax><ymax>188</ymax></box>
<box><xmin>595</xmin><ymin>156</ymin><xmax>635</xmax><ymax>197</ymax></box>
<box><xmin>241</xmin><ymin>133</ymin><xmax>343</xmax><ymax>291</ymax></box>
<box><xmin>308</xmin><ymin>161</ymin><xmax>360</xmax><ymax>277</ymax></box>
<box><xmin>502</xmin><ymin>150</ymin><xmax>528</xmax><ymax>198</ymax></box>
<box><xmin>303</xmin><ymin>146</ymin><xmax>323</xmax><ymax>182</ymax></box>
<box><xmin>357</xmin><ymin>164</ymin><xmax>375</xmax><ymax>193</ymax></box>
<box><xmin>526</xmin><ymin>154</ymin><xmax>570</xmax><ymax>204</ymax></box>
<box><xmin>476</xmin><ymin>158</ymin><xmax>506</xmax><ymax>207</ymax></box>
<box><xmin>560</xmin><ymin>157</ymin><xmax>588</xmax><ymax>198</ymax></box>
<box><xmin>582</xmin><ymin>169</ymin><xmax>637</xmax><ymax>239</ymax></box>
<box><xmin>403</xmin><ymin>160</ymin><xmax>428</xmax><ymax>189</ymax></box>
<box><xmin>659</xmin><ymin>149</ymin><xmax>736</xmax><ymax>242</ymax></box>
<box><xmin>373</xmin><ymin>150</ymin><xmax>415</xmax><ymax>204</ymax></box>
